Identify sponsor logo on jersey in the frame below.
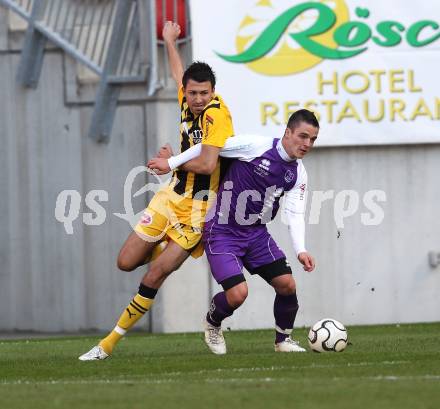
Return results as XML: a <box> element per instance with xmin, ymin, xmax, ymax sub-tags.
<box><xmin>299</xmin><ymin>183</ymin><xmax>306</xmax><ymax>200</ymax></box>
<box><xmin>284</xmin><ymin>169</ymin><xmax>295</xmax><ymax>183</ymax></box>
<box><xmin>192</xmin><ymin>129</ymin><xmax>203</xmax><ymax>144</ymax></box>
<box><xmin>140</xmin><ymin>211</ymin><xmax>153</xmax><ymax>226</ymax></box>
<box><xmin>254</xmin><ymin>158</ymin><xmax>271</xmax><ymax>176</ymax></box>
<box><xmin>261</xmin><ymin>159</ymin><xmax>271</xmax><ymax>168</ymax></box>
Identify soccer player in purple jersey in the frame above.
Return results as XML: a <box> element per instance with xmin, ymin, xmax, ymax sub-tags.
<box><xmin>148</xmin><ymin>109</ymin><xmax>319</xmax><ymax>353</ymax></box>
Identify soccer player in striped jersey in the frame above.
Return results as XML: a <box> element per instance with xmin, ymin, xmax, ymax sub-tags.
<box><xmin>79</xmin><ymin>22</ymin><xmax>234</xmax><ymax>361</ymax></box>
<box><xmin>149</xmin><ymin>109</ymin><xmax>319</xmax><ymax>353</ymax></box>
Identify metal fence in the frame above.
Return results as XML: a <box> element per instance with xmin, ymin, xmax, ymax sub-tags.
<box><xmin>8</xmin><ymin>0</ymin><xmax>33</xmax><ymax>13</ymax></box>
<box><xmin>2</xmin><ymin>0</ymin><xmax>145</xmax><ymax>79</ymax></box>
<box><xmin>0</xmin><ymin>0</ymin><xmax>192</xmax><ymax>141</ymax></box>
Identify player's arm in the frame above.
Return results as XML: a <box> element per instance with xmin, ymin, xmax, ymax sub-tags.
<box><xmin>283</xmin><ymin>165</ymin><xmax>315</xmax><ymax>272</ymax></box>
<box><xmin>179</xmin><ymin>108</ymin><xmax>233</xmax><ymax>175</ymax></box>
<box><xmin>147</xmin><ymin>135</ymin><xmax>260</xmax><ymax>174</ymax></box>
<box><xmin>163</xmin><ymin>21</ymin><xmax>184</xmax><ymax>89</ymax></box>
<box><xmin>178</xmin><ymin>145</ymin><xmax>219</xmax><ymax>175</ymax></box>
<box><xmin>147</xmin><ymin>142</ymin><xmax>215</xmax><ymax>174</ymax></box>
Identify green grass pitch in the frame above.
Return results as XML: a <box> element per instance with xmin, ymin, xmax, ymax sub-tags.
<box><xmin>0</xmin><ymin>323</ymin><xmax>439</xmax><ymax>409</ymax></box>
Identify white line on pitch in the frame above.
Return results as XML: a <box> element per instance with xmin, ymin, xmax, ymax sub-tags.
<box><xmin>1</xmin><ymin>374</ymin><xmax>440</xmax><ymax>387</ymax></box>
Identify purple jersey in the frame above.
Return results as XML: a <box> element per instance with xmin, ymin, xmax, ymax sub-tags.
<box><xmin>168</xmin><ymin>133</ymin><xmax>309</xmax><ymax>257</ymax></box>
<box><xmin>209</xmin><ymin>139</ymin><xmax>299</xmax><ymax>229</ymax></box>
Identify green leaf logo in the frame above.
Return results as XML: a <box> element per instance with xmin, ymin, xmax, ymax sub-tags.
<box><xmin>216</xmin><ymin>1</ymin><xmax>351</xmax><ymax>76</ymax></box>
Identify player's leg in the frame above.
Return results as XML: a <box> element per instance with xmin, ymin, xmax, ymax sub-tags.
<box><xmin>245</xmin><ymin>231</ymin><xmax>305</xmax><ymax>352</ymax></box>
<box><xmin>101</xmin><ymin>220</ymin><xmax>201</xmax><ymax>355</ymax></box>
<box><xmin>207</xmin><ymin>277</ymin><xmax>248</xmax><ymax>327</ymax></box>
<box><xmin>98</xmin><ymin>240</ymin><xmax>191</xmax><ymax>354</ymax></box>
<box><xmin>78</xmin><ymin>276</ymin><xmax>158</xmax><ymax>361</ymax></box>
<box><xmin>117</xmin><ymin>188</ymin><xmax>175</xmax><ymax>272</ymax></box>
<box><xmin>141</xmin><ymin>239</ymin><xmax>191</xmax><ymax>288</ymax></box>
<box><xmin>79</xmin><ymin>193</ymin><xmax>186</xmax><ymax>361</ymax></box>
<box><xmin>117</xmin><ymin>197</ymin><xmax>174</xmax><ymax>271</ymax></box>
<box><xmin>117</xmin><ymin>231</ymin><xmax>159</xmax><ymax>271</ymax></box>
<box><xmin>205</xmin><ymin>278</ymin><xmax>248</xmax><ymax>355</ymax></box>
<box><xmin>203</xmin><ymin>228</ymin><xmax>248</xmax><ymax>354</ymax></box>
<box><xmin>269</xmin><ymin>273</ymin><xmax>304</xmax><ymax>352</ymax></box>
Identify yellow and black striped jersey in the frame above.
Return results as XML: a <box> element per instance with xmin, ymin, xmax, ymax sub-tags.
<box><xmin>169</xmin><ymin>86</ymin><xmax>234</xmax><ymax>201</ymax></box>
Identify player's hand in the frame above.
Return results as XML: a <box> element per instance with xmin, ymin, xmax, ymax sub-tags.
<box><xmin>157</xmin><ymin>143</ymin><xmax>173</xmax><ymax>159</ymax></box>
<box><xmin>147</xmin><ymin>157</ymin><xmax>171</xmax><ymax>175</ymax></box>
<box><xmin>298</xmin><ymin>252</ymin><xmax>315</xmax><ymax>272</ymax></box>
<box><xmin>162</xmin><ymin>21</ymin><xmax>181</xmax><ymax>43</ymax></box>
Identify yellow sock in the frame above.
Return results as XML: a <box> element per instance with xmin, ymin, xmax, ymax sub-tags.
<box><xmin>99</xmin><ymin>330</ymin><xmax>123</xmax><ymax>355</ymax></box>
<box><xmin>99</xmin><ymin>294</ymin><xmax>154</xmax><ymax>355</ymax></box>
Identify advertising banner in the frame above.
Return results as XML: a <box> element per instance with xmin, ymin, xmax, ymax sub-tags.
<box><xmin>190</xmin><ymin>0</ymin><xmax>440</xmax><ymax>146</ymax></box>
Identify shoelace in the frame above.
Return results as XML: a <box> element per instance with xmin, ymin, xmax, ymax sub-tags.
<box><xmin>207</xmin><ymin>327</ymin><xmax>223</xmax><ymax>344</ymax></box>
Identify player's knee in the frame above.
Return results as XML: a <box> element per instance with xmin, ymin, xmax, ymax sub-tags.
<box><xmin>117</xmin><ymin>258</ymin><xmax>135</xmax><ymax>272</ymax></box>
<box><xmin>227</xmin><ymin>284</ymin><xmax>248</xmax><ymax>308</ymax></box>
<box><xmin>117</xmin><ymin>251</ymin><xmax>136</xmax><ymax>272</ymax></box>
<box><xmin>285</xmin><ymin>279</ymin><xmax>296</xmax><ymax>294</ymax></box>
<box><xmin>274</xmin><ymin>277</ymin><xmax>296</xmax><ymax>296</ymax></box>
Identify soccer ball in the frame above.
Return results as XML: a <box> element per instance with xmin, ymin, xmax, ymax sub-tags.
<box><xmin>308</xmin><ymin>318</ymin><xmax>348</xmax><ymax>352</ymax></box>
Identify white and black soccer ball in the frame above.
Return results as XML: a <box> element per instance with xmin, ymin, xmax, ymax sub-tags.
<box><xmin>308</xmin><ymin>318</ymin><xmax>348</xmax><ymax>352</ymax></box>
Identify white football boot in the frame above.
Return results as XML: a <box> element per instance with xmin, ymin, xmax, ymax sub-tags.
<box><xmin>204</xmin><ymin>320</ymin><xmax>227</xmax><ymax>355</ymax></box>
<box><xmin>274</xmin><ymin>337</ymin><xmax>306</xmax><ymax>352</ymax></box>
<box><xmin>78</xmin><ymin>345</ymin><xmax>109</xmax><ymax>361</ymax></box>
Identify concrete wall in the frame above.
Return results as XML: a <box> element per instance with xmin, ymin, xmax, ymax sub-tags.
<box><xmin>221</xmin><ymin>144</ymin><xmax>440</xmax><ymax>331</ymax></box>
<box><xmin>0</xmin><ymin>49</ymin><xmax>149</xmax><ymax>332</ymax></box>
<box><xmin>0</xmin><ymin>6</ymin><xmax>211</xmax><ymax>333</ymax></box>
<box><xmin>0</xmin><ymin>6</ymin><xmax>439</xmax><ymax>334</ymax></box>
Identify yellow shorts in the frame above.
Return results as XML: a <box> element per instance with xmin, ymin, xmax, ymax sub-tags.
<box><xmin>134</xmin><ymin>188</ymin><xmax>207</xmax><ymax>258</ymax></box>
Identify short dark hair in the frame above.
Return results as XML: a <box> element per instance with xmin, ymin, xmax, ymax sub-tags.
<box><xmin>182</xmin><ymin>61</ymin><xmax>216</xmax><ymax>89</ymax></box>
<box><xmin>287</xmin><ymin>109</ymin><xmax>319</xmax><ymax>130</ymax></box>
